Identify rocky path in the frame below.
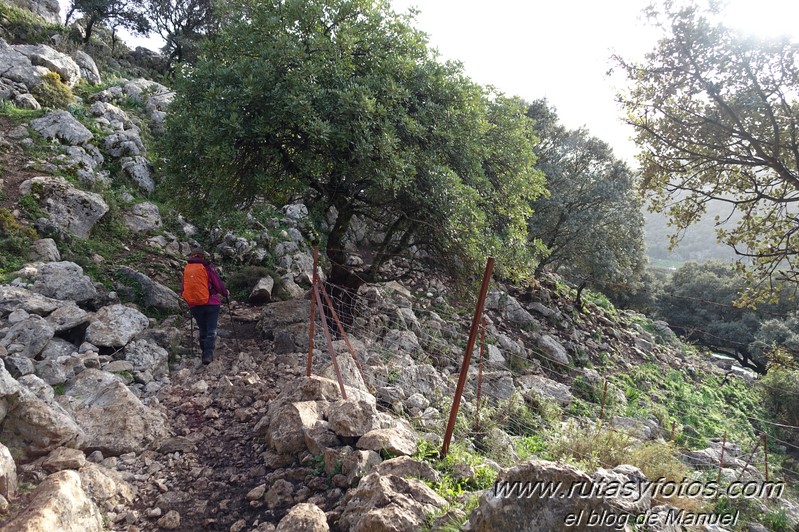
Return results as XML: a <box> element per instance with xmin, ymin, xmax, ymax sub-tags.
<box><xmin>107</xmin><ymin>304</ymin><xmax>322</xmax><ymax>532</ymax></box>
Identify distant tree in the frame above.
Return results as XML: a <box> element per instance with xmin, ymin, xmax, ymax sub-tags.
<box><xmin>615</xmin><ymin>2</ymin><xmax>799</xmax><ymax>304</ymax></box>
<box><xmin>159</xmin><ymin>0</ymin><xmax>546</xmax><ymax>291</ymax></box>
<box><xmin>143</xmin><ymin>0</ymin><xmax>215</xmax><ymax>65</ymax></box>
<box><xmin>657</xmin><ymin>260</ymin><xmax>794</xmax><ymax>373</ymax></box>
<box><xmin>66</xmin><ymin>0</ymin><xmax>150</xmax><ymax>44</ymax></box>
<box><xmin>526</xmin><ymin>100</ymin><xmax>647</xmax><ymax>302</ymax></box>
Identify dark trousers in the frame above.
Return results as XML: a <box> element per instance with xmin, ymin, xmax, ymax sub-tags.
<box><xmin>191</xmin><ymin>305</ymin><xmax>220</xmax><ymax>358</ymax></box>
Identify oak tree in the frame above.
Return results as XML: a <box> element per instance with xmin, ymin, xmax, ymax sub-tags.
<box><xmin>159</xmin><ymin>0</ymin><xmax>546</xmax><ymax>289</ymax></box>
<box><xmin>615</xmin><ymin>3</ymin><xmax>799</xmax><ymax>303</ymax></box>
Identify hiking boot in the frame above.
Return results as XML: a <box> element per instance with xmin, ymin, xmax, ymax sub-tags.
<box><xmin>202</xmin><ymin>352</ymin><xmax>213</xmax><ymax>365</ymax></box>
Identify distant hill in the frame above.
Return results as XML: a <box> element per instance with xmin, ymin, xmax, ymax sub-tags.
<box><xmin>643</xmin><ymin>201</ymin><xmax>739</xmax><ymax>266</ymax></box>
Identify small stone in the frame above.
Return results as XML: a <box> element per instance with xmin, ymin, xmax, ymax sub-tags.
<box><xmin>246</xmin><ymin>484</ymin><xmax>266</xmax><ymax>501</ymax></box>
<box><xmin>156</xmin><ymin>510</ymin><xmax>180</xmax><ymax>529</ymax></box>
<box><xmin>0</xmin><ymin>495</ymin><xmax>8</xmax><ymax>514</ymax></box>
<box><xmin>147</xmin><ymin>507</ymin><xmax>162</xmax><ymax>518</ymax></box>
<box><xmin>230</xmin><ymin>519</ymin><xmax>247</xmax><ymax>532</ymax></box>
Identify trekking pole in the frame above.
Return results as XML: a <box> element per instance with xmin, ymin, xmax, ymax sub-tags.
<box><xmin>226</xmin><ymin>297</ymin><xmax>241</xmax><ymax>354</ymax></box>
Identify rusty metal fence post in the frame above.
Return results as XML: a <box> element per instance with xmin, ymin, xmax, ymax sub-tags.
<box><xmin>307</xmin><ymin>247</ymin><xmax>319</xmax><ymax>377</ymax></box>
<box><xmin>441</xmin><ymin>257</ymin><xmax>495</xmax><ymax>459</ymax></box>
<box><xmin>313</xmin><ymin>277</ymin><xmax>347</xmax><ymax>399</ymax></box>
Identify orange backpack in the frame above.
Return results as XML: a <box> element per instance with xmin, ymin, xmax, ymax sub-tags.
<box><xmin>182</xmin><ymin>263</ymin><xmax>210</xmax><ymax>306</ymax></box>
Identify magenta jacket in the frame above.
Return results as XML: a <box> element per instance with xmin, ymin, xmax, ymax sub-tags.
<box><xmin>182</xmin><ymin>257</ymin><xmax>228</xmax><ymax>307</ymax></box>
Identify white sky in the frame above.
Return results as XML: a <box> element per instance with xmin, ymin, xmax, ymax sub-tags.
<box><xmin>60</xmin><ymin>0</ymin><xmax>799</xmax><ymax>165</ymax></box>
<box><xmin>388</xmin><ymin>0</ymin><xmax>799</xmax><ymax>165</ymax></box>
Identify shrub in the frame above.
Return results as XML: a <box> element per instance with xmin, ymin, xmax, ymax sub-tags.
<box><xmin>760</xmin><ymin>359</ymin><xmax>799</xmax><ymax>430</ymax></box>
<box><xmin>0</xmin><ymin>208</ymin><xmax>37</xmax><ymax>273</ymax></box>
<box><xmin>31</xmin><ymin>72</ymin><xmax>74</xmax><ymax>109</ymax></box>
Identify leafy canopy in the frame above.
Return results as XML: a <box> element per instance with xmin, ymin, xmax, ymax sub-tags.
<box><xmin>615</xmin><ymin>1</ymin><xmax>799</xmax><ymax>303</ymax></box>
<box><xmin>159</xmin><ymin>0</ymin><xmax>546</xmax><ymax>283</ymax></box>
<box><xmin>526</xmin><ymin>100</ymin><xmax>647</xmax><ymax>302</ymax></box>
<box><xmin>66</xmin><ymin>0</ymin><xmax>150</xmax><ymax>44</ymax></box>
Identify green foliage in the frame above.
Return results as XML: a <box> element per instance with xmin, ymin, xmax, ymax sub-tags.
<box><xmin>413</xmin><ymin>440</ymin><xmax>498</xmax><ymax>499</ymax></box>
<box><xmin>760</xmin><ymin>362</ymin><xmax>799</xmax><ymax>431</ymax></box>
<box><xmin>526</xmin><ymin>99</ymin><xmax>647</xmax><ymax>301</ymax></box>
<box><xmin>0</xmin><ymin>100</ymin><xmax>45</xmax><ymax>122</ymax></box>
<box><xmin>515</xmin><ymin>433</ymin><xmax>550</xmax><ymax>460</ymax></box>
<box><xmin>656</xmin><ymin>260</ymin><xmax>795</xmax><ymax>372</ymax></box>
<box><xmin>142</xmin><ymin>0</ymin><xmax>216</xmax><ymax>65</ymax></box>
<box><xmin>0</xmin><ymin>208</ymin><xmax>38</xmax><ymax>274</ymax></box>
<box><xmin>160</xmin><ymin>0</ymin><xmax>546</xmax><ymax>284</ymax></box>
<box><xmin>0</xmin><ymin>3</ymin><xmax>66</xmax><ymax>44</ymax></box>
<box><xmin>52</xmin><ymin>383</ymin><xmax>66</xmax><ymax>395</ymax></box>
<box><xmin>68</xmin><ymin>0</ymin><xmax>150</xmax><ymax>44</ymax></box>
<box><xmin>31</xmin><ymin>72</ymin><xmax>75</xmax><ymax>109</ymax></box>
<box><xmin>619</xmin><ymin>363</ymin><xmax>762</xmax><ymax>447</ymax></box>
<box><xmin>762</xmin><ymin>508</ymin><xmax>791</xmax><ymax>532</ymax></box>
<box><xmin>225</xmin><ymin>265</ymin><xmax>281</xmax><ymax>301</ymax></box>
<box><xmin>615</xmin><ymin>3</ymin><xmax>799</xmax><ymax>302</ymax></box>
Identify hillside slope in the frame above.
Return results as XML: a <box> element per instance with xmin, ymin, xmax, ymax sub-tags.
<box><xmin>0</xmin><ymin>4</ymin><xmax>797</xmax><ymax>531</ymax></box>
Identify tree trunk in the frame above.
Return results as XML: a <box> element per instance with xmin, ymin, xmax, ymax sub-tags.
<box><xmin>324</xmin><ymin>206</ymin><xmax>364</xmax><ymax>331</ymax></box>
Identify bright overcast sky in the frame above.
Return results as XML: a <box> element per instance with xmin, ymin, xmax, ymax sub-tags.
<box><xmin>388</xmin><ymin>0</ymin><xmax>799</xmax><ymax>166</ymax></box>
<box><xmin>63</xmin><ymin>0</ymin><xmax>799</xmax><ymax>166</ymax></box>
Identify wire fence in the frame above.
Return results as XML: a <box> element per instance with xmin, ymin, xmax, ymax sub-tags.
<box><xmin>297</xmin><ymin>249</ymin><xmax>795</xmax><ymax>500</ymax></box>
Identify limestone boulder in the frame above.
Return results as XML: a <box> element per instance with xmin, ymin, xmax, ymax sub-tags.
<box><xmin>84</xmin><ymin>304</ymin><xmax>149</xmax><ymax>347</ymax></box>
<box><xmin>45</xmin><ymin>303</ymin><xmax>89</xmax><ymax>333</ymax></box>
<box><xmin>28</xmin><ymin>238</ymin><xmax>60</xmax><ymax>262</ymax></box>
<box><xmin>104</xmin><ymin>129</ymin><xmax>145</xmax><ymax>157</ymax></box>
<box><xmin>0</xmin><ymin>40</ymin><xmax>49</xmax><ymax>89</ymax></box>
<box><xmin>116</xmin><ymin>266</ymin><xmax>180</xmax><ymax>312</ymax></box>
<box><xmin>357</xmin><ymin>425</ymin><xmax>418</xmax><ymax>457</ymax></box>
<box><xmin>0</xmin><ymin>470</ymin><xmax>103</xmax><ymax>531</ymax></box>
<box><xmin>0</xmin><ymin>315</ymin><xmax>54</xmax><ymax>359</ymax></box>
<box><xmin>20</xmin><ymin>176</ymin><xmax>108</xmax><ymax>239</ymax></box>
<box><xmin>27</xmin><ymin>261</ymin><xmax>98</xmax><ymax>303</ymax></box>
<box><xmin>121</xmin><ymin>156</ymin><xmax>155</xmax><ymax>193</ymax></box>
<box><xmin>13</xmin><ymin>44</ymin><xmax>81</xmax><ymax>87</ymax></box>
<box><xmin>517</xmin><ymin>374</ymin><xmax>574</xmax><ymax>407</ymax></box>
<box><xmin>0</xmin><ymin>285</ymin><xmax>62</xmax><ymax>316</ymax></box>
<box><xmin>0</xmin><ymin>442</ymin><xmax>17</xmax><ymax>500</ymax></box>
<box><xmin>265</xmin><ymin>400</ymin><xmax>325</xmax><ymax>455</ymax></box>
<box><xmin>276</xmin><ymin>503</ymin><xmax>329</xmax><ymax>532</ymax></box>
<box><xmin>122</xmin><ymin>201</ymin><xmax>162</xmax><ymax>233</ymax></box>
<box><xmin>463</xmin><ymin>460</ymin><xmax>643</xmax><ymax>532</ymax></box>
<box><xmin>339</xmin><ymin>473</ymin><xmax>448</xmax><ymax>532</ymax></box>
<box><xmin>8</xmin><ymin>0</ymin><xmax>60</xmax><ymax>24</ymax></box>
<box><xmin>29</xmin><ymin>110</ymin><xmax>92</xmax><ymax>144</ymax></box>
<box><xmin>1</xmin><ymin>386</ymin><xmax>85</xmax><ymax>461</ymax></box>
<box><xmin>72</xmin><ymin>50</ymin><xmax>101</xmax><ymax>85</ymax></box>
<box><xmin>258</xmin><ymin>299</ymin><xmax>311</xmax><ymax>352</ymax></box>
<box><xmin>394</xmin><ymin>363</ymin><xmax>447</xmax><ymax>401</ymax></box>
<box><xmin>533</xmin><ymin>334</ymin><xmax>571</xmax><ymax>366</ymax></box>
<box><xmin>249</xmin><ymin>276</ymin><xmax>275</xmax><ymax>305</ymax></box>
<box><xmin>372</xmin><ymin>456</ymin><xmax>441</xmax><ymax>483</ymax></box>
<box><xmin>328</xmin><ymin>399</ymin><xmax>379</xmax><ymax>438</ymax></box>
<box><xmin>63</xmin><ymin>369</ymin><xmax>169</xmax><ymax>455</ymax></box>
<box><xmin>123</xmin><ymin>339</ymin><xmax>170</xmax><ymax>380</ymax></box>
<box><xmin>42</xmin><ymin>447</ymin><xmax>86</xmax><ymax>473</ymax></box>
<box><xmin>78</xmin><ymin>462</ymin><xmax>136</xmax><ymax>512</ymax></box>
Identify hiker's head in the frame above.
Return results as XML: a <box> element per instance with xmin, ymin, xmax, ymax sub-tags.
<box><xmin>189</xmin><ymin>247</ymin><xmax>207</xmax><ymax>259</ymax></box>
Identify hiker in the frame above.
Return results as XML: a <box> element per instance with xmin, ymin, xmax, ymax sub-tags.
<box><xmin>182</xmin><ymin>248</ymin><xmax>228</xmax><ymax>364</ymax></box>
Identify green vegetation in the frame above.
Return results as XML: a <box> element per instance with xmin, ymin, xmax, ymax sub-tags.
<box><xmin>0</xmin><ymin>208</ymin><xmax>38</xmax><ymax>274</ymax></box>
<box><xmin>526</xmin><ymin>100</ymin><xmax>647</xmax><ymax>302</ymax></box>
<box><xmin>613</xmin><ymin>363</ymin><xmax>763</xmax><ymax>447</ymax></box>
<box><xmin>160</xmin><ymin>0</ymin><xmax>546</xmax><ymax>288</ymax></box>
<box><xmin>31</xmin><ymin>72</ymin><xmax>75</xmax><ymax>109</ymax></box>
<box><xmin>0</xmin><ymin>3</ymin><xmax>65</xmax><ymax>44</ymax></box>
<box><xmin>616</xmin><ymin>2</ymin><xmax>799</xmax><ymax>304</ymax></box>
